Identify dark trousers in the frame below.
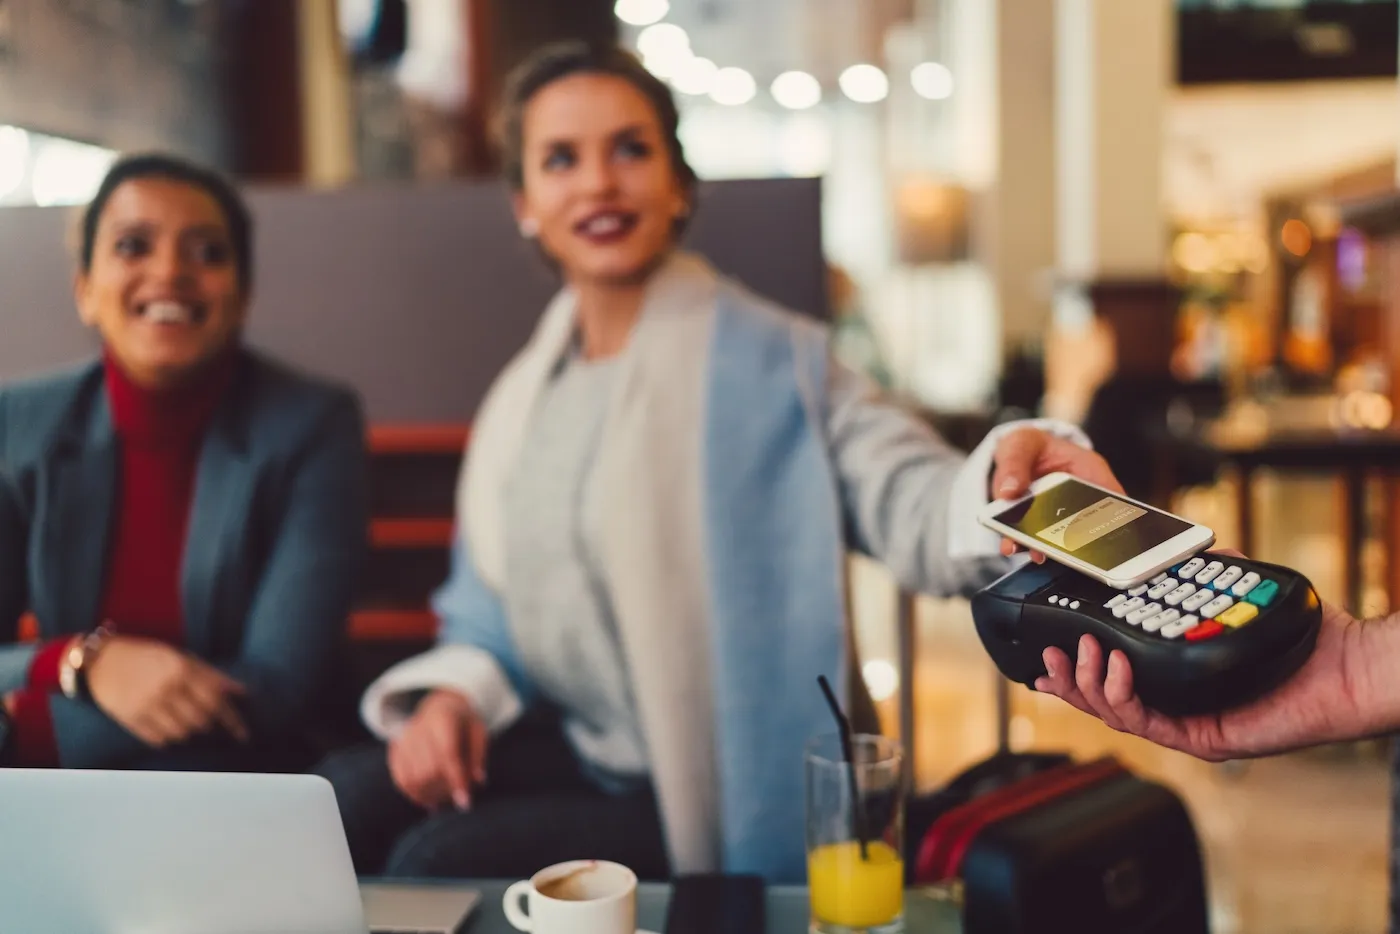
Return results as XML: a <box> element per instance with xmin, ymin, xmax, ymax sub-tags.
<box><xmin>315</xmin><ymin>716</ymin><xmax>671</xmax><ymax>881</ymax></box>
<box><xmin>112</xmin><ymin>735</ymin><xmax>316</xmax><ymax>774</ymax></box>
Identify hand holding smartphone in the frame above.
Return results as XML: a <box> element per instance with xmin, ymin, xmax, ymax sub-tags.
<box><xmin>978</xmin><ymin>473</ymin><xmax>1214</xmax><ymax>589</ymax></box>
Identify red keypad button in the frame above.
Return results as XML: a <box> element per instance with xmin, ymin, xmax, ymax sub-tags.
<box><xmin>1185</xmin><ymin>620</ymin><xmax>1224</xmax><ymax>642</ymax></box>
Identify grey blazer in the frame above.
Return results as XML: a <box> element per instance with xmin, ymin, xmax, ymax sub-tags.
<box><xmin>0</xmin><ymin>350</ymin><xmax>368</xmax><ymax>767</ymax></box>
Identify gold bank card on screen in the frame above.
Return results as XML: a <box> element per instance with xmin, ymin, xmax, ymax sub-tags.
<box><xmin>1037</xmin><ymin>497</ymin><xmax>1147</xmax><ymax>552</ymax></box>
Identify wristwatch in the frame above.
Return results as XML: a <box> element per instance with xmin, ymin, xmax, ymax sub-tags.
<box><xmin>59</xmin><ymin>627</ymin><xmax>111</xmax><ymax>702</ymax></box>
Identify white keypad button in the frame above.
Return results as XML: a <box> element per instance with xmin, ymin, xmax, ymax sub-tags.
<box><xmin>1150</xmin><ymin>572</ymin><xmax>1169</xmax><ymax>586</ymax></box>
<box><xmin>1126</xmin><ymin>603</ymin><xmax>1163</xmax><ymax>626</ymax></box>
<box><xmin>1195</xmin><ymin>561</ymin><xmax>1226</xmax><ymax>585</ymax></box>
<box><xmin>1069</xmin><ymin>601</ymin><xmax>1080</xmax><ymax>610</ymax></box>
<box><xmin>1177</xmin><ymin>557</ymin><xmax>1206</xmax><ymax>579</ymax></box>
<box><xmin>1182</xmin><ymin>590</ymin><xmax>1214</xmax><ymax>613</ymax></box>
<box><xmin>1048</xmin><ymin>594</ymin><xmax>1060</xmax><ymax>603</ymax></box>
<box><xmin>1200</xmin><ymin>594</ymin><xmax>1234</xmax><ymax>619</ymax></box>
<box><xmin>1161</xmin><ymin>615</ymin><xmax>1200</xmax><ymax>639</ymax></box>
<box><xmin>1212</xmin><ymin>566</ymin><xmax>1244</xmax><ymax>591</ymax></box>
<box><xmin>1163</xmin><ymin>583</ymin><xmax>1197</xmax><ymax>606</ymax></box>
<box><xmin>1142</xmin><ymin>609</ymin><xmax>1180</xmax><ymax>633</ymax></box>
<box><xmin>1128</xmin><ymin>584</ymin><xmax>1149</xmax><ymax>597</ymax></box>
<box><xmin>1114</xmin><ymin>597</ymin><xmax>1145</xmax><ymax>619</ymax></box>
<box><xmin>1059</xmin><ymin>598</ymin><xmax>1071</xmax><ymax>607</ymax></box>
<box><xmin>1230</xmin><ymin>572</ymin><xmax>1261</xmax><ymax>597</ymax></box>
<box><xmin>1147</xmin><ymin>578</ymin><xmax>1178</xmax><ymax>600</ymax></box>
<box><xmin>1105</xmin><ymin>594</ymin><xmax>1128</xmax><ymax>609</ymax></box>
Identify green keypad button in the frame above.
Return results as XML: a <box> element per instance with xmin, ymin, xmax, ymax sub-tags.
<box><xmin>1245</xmin><ymin>579</ymin><xmax>1279</xmax><ymax>607</ymax></box>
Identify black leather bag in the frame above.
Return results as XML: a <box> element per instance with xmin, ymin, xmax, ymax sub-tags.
<box><xmin>907</xmin><ymin>751</ymin><xmax>1210</xmax><ymax>934</ymax></box>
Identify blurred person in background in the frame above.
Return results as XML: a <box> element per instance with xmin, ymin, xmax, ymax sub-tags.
<box><xmin>396</xmin><ymin>0</ymin><xmax>475</xmax><ymax>177</ymax></box>
<box><xmin>318</xmin><ymin>41</ymin><xmax>1121</xmax><ymax>884</ymax></box>
<box><xmin>827</xmin><ymin>262</ymin><xmax>893</xmax><ymax>390</ymax></box>
<box><xmin>0</xmin><ymin>154</ymin><xmax>367</xmax><ymax>774</ymax></box>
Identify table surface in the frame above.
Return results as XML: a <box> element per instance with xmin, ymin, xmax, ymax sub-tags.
<box><xmin>413</xmin><ymin>879</ymin><xmax>962</xmax><ymax>933</ymax></box>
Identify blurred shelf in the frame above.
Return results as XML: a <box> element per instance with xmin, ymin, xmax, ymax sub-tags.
<box><xmin>349</xmin><ymin>609</ymin><xmax>438</xmax><ymax>642</ymax></box>
<box><xmin>16</xmin><ymin>609</ymin><xmax>438</xmax><ymax>644</ymax></box>
<box><xmin>370</xmin><ymin>518</ymin><xmax>454</xmax><ymax>548</ymax></box>
<box><xmin>368</xmin><ymin>424</ymin><xmax>469</xmax><ymax>455</ymax></box>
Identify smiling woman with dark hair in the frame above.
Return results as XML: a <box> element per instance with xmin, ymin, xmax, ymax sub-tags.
<box><xmin>0</xmin><ymin>152</ymin><xmax>368</xmax><ymax>773</ymax></box>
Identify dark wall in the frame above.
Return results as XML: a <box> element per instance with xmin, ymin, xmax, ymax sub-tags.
<box><xmin>1178</xmin><ymin>1</ymin><xmax>1399</xmax><ymax>84</ymax></box>
<box><xmin>0</xmin><ymin>0</ymin><xmax>228</xmax><ymax>162</ymax></box>
<box><xmin>490</xmin><ymin>0</ymin><xmax>619</xmax><ymax>80</ymax></box>
<box><xmin>0</xmin><ymin>176</ymin><xmax>827</xmax><ymax>422</ymax></box>
<box><xmin>219</xmin><ymin>0</ymin><xmax>303</xmax><ymax>179</ymax></box>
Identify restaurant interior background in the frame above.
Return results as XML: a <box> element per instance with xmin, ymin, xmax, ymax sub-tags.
<box><xmin>3</xmin><ymin>0</ymin><xmax>1400</xmax><ymax>930</ymax></box>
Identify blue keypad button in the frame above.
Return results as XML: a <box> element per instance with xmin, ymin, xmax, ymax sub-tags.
<box><xmin>1245</xmin><ymin>579</ymin><xmax>1280</xmax><ymax>607</ymax></box>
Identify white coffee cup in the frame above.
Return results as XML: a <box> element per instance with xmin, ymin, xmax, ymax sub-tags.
<box><xmin>503</xmin><ymin>860</ymin><xmax>637</xmax><ymax>934</ymax></box>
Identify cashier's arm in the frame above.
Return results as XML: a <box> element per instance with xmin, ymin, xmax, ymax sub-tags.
<box><xmin>1036</xmin><ymin>585</ymin><xmax>1400</xmax><ymax>760</ymax></box>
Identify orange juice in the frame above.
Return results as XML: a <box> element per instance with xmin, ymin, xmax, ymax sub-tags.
<box><xmin>807</xmin><ymin>839</ymin><xmax>903</xmax><ymax>928</ymax></box>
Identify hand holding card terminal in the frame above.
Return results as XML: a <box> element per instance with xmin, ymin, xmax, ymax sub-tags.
<box><xmin>972</xmin><ymin>552</ymin><xmax>1323</xmax><ymax>716</ymax></box>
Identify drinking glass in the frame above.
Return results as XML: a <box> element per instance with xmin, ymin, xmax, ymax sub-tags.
<box><xmin>805</xmin><ymin>733</ymin><xmax>905</xmax><ymax>934</ymax></box>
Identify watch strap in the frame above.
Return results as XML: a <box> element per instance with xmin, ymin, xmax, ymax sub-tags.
<box><xmin>61</xmin><ymin>627</ymin><xmax>111</xmax><ymax>702</ymax></box>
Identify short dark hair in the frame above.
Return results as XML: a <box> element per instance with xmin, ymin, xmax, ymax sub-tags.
<box><xmin>80</xmin><ymin>153</ymin><xmax>254</xmax><ymax>294</ymax></box>
<box><xmin>497</xmin><ymin>41</ymin><xmax>698</xmax><ymax>205</ymax></box>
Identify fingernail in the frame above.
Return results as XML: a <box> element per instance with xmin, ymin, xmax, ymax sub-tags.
<box><xmin>1033</xmin><ymin>678</ymin><xmax>1049</xmax><ymax>692</ymax></box>
<box><xmin>1043</xmin><ymin>657</ymin><xmax>1056</xmax><ymax>679</ymax></box>
<box><xmin>1078</xmin><ymin>635</ymin><xmax>1092</xmax><ymax>659</ymax></box>
<box><xmin>454</xmin><ymin>790</ymin><xmax>470</xmax><ymax>810</ymax></box>
<box><xmin>998</xmin><ymin>478</ymin><xmax>1020</xmax><ymax>495</ymax></box>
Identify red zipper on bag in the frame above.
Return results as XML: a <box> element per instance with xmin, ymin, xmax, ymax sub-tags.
<box><xmin>915</xmin><ymin>757</ymin><xmax>1126</xmax><ymax>883</ymax></box>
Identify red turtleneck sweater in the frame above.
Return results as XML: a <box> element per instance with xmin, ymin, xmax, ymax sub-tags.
<box><xmin>10</xmin><ymin>351</ymin><xmax>235</xmax><ymax>766</ymax></box>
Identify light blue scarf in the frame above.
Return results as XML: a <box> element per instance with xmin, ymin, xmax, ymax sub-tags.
<box><xmin>447</xmin><ymin>253</ymin><xmax>844</xmax><ymax>881</ymax></box>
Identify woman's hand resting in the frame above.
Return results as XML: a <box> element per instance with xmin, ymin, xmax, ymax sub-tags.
<box><xmin>85</xmin><ymin>635</ymin><xmax>248</xmax><ymax>748</ymax></box>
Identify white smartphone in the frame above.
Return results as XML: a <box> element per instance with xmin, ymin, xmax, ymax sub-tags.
<box><xmin>977</xmin><ymin>472</ymin><xmax>1216</xmax><ymax>589</ymax></box>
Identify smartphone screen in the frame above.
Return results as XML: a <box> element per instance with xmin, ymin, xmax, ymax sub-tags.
<box><xmin>990</xmin><ymin>478</ymin><xmax>1195</xmax><ymax>573</ymax></box>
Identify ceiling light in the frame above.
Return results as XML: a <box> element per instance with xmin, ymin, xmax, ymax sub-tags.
<box><xmin>778</xmin><ymin>113</ymin><xmax>832</xmax><ymax>177</ymax></box>
<box><xmin>0</xmin><ymin>126</ymin><xmax>30</xmax><ymax>200</ymax></box>
<box><xmin>643</xmin><ymin>53</ymin><xmax>682</xmax><ymax>80</ymax></box>
<box><xmin>636</xmin><ymin>22</ymin><xmax>689</xmax><ymax>60</ymax></box>
<box><xmin>710</xmin><ymin>67</ymin><xmax>756</xmax><ymax>106</ymax></box>
<box><xmin>862</xmin><ymin>659</ymin><xmax>899</xmax><ymax>703</ymax></box>
<box><xmin>671</xmin><ymin>56</ymin><xmax>718</xmax><ymax>96</ymax></box>
<box><xmin>31</xmin><ymin>139</ymin><xmax>115</xmax><ymax>207</ymax></box>
<box><xmin>614</xmin><ymin>0</ymin><xmax>669</xmax><ymax>27</ymax></box>
<box><xmin>839</xmin><ymin>64</ymin><xmax>888</xmax><ymax>103</ymax></box>
<box><xmin>770</xmin><ymin>70</ymin><xmax>822</xmax><ymax>110</ymax></box>
<box><xmin>911</xmin><ymin>61</ymin><xmax>954</xmax><ymax>100</ymax></box>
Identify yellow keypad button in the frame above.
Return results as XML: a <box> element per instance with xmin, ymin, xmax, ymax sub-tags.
<box><xmin>1216</xmin><ymin>602</ymin><xmax>1259</xmax><ymax>629</ymax></box>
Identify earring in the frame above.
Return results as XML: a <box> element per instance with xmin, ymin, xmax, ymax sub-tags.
<box><xmin>519</xmin><ymin>218</ymin><xmax>540</xmax><ymax>238</ymax></box>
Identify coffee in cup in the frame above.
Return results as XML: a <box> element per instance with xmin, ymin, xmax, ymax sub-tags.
<box><xmin>503</xmin><ymin>860</ymin><xmax>636</xmax><ymax>934</ymax></box>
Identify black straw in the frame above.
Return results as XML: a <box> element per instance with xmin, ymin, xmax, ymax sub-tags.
<box><xmin>818</xmin><ymin>675</ymin><xmax>869</xmax><ymax>860</ymax></box>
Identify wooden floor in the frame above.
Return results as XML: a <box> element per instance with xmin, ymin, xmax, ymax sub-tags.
<box><xmin>852</xmin><ymin>473</ymin><xmax>1395</xmax><ymax>934</ymax></box>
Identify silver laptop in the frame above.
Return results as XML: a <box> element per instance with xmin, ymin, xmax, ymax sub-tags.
<box><xmin>0</xmin><ymin>768</ymin><xmax>479</xmax><ymax>934</ymax></box>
